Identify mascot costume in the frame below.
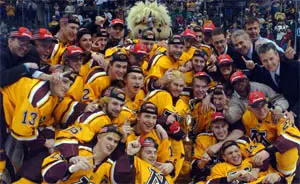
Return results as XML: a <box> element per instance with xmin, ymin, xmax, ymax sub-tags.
<box><xmin>126</xmin><ymin>0</ymin><xmax>172</xmax><ymax>40</ymax></box>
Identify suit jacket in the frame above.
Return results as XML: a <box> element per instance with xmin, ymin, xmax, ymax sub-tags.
<box><xmin>233</xmin><ymin>43</ymin><xmax>262</xmax><ymax>70</ymax></box>
<box><xmin>250</xmin><ymin>56</ymin><xmax>299</xmax><ymax>115</ymax></box>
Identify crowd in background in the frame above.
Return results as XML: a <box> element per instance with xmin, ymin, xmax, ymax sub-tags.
<box><xmin>0</xmin><ymin>0</ymin><xmax>300</xmax><ymax>184</ymax></box>
<box><xmin>0</xmin><ymin>0</ymin><xmax>299</xmax><ymax>54</ymax></box>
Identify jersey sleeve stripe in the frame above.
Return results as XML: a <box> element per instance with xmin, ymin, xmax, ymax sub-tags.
<box><xmin>42</xmin><ymin>160</ymin><xmax>65</xmax><ymax>177</ymax></box>
<box><xmin>281</xmin><ymin>133</ymin><xmax>300</xmax><ymax>146</ymax></box>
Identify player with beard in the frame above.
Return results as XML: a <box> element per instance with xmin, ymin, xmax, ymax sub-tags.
<box><xmin>114</xmin><ymin>137</ymin><xmax>174</xmax><ymax>184</ymax></box>
<box><xmin>126</xmin><ymin>102</ymin><xmax>174</xmax><ymax>174</ymax></box>
<box><xmin>51</xmin><ymin>15</ymin><xmax>80</xmax><ymax>65</ymax></box>
<box><xmin>191</xmin><ymin>112</ymin><xmax>258</xmax><ymax>183</ymax></box>
<box><xmin>242</xmin><ymin>91</ymin><xmax>300</xmax><ymax>183</ymax></box>
<box><xmin>81</xmin><ymin>51</ymin><xmax>128</xmax><ymax>103</ymax></box>
<box><xmin>223</xmin><ymin>71</ymin><xmax>289</xmax><ymax>124</ymax></box>
<box><xmin>145</xmin><ymin>35</ymin><xmax>187</xmax><ymax>92</ymax></box>
<box><xmin>115</xmin><ymin>67</ymin><xmax>146</xmax><ymax>125</ymax></box>
<box><xmin>206</xmin><ymin>140</ymin><xmax>284</xmax><ymax>184</ymax></box>
<box><xmin>42</xmin><ymin>124</ymin><xmax>124</xmax><ymax>184</ymax></box>
<box><xmin>55</xmin><ymin>86</ymin><xmax>126</xmax><ymax>146</ymax></box>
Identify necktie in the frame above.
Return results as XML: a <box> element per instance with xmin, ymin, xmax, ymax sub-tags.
<box><xmin>275</xmin><ymin>74</ymin><xmax>280</xmax><ymax>86</ymax></box>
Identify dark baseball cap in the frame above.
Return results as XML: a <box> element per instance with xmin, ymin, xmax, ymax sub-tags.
<box><xmin>9</xmin><ymin>27</ymin><xmax>32</xmax><ymax>41</ymax></box>
<box><xmin>168</xmin><ymin>35</ymin><xmax>184</xmax><ymax>45</ymax></box>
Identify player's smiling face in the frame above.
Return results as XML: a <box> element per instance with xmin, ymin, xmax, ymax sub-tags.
<box><xmin>141</xmin><ymin>146</ymin><xmax>157</xmax><ymax>165</ymax></box>
<box><xmin>106</xmin><ymin>98</ymin><xmax>124</xmax><ymax>119</ymax></box>
<box><xmin>211</xmin><ymin>120</ymin><xmax>229</xmax><ymax>141</ymax></box>
<box><xmin>192</xmin><ymin>56</ymin><xmax>206</xmax><ymax>73</ymax></box>
<box><xmin>223</xmin><ymin>145</ymin><xmax>242</xmax><ymax>166</ymax></box>
<box><xmin>193</xmin><ymin>78</ymin><xmax>209</xmax><ymax>99</ymax></box>
<box><xmin>109</xmin><ymin>61</ymin><xmax>128</xmax><ymax>80</ymax></box>
<box><xmin>138</xmin><ymin>112</ymin><xmax>157</xmax><ymax>134</ymax></box>
<box><xmin>168</xmin><ymin>78</ymin><xmax>185</xmax><ymax>98</ymax></box>
<box><xmin>51</xmin><ymin>77</ymin><xmax>73</xmax><ymax>98</ymax></box>
<box><xmin>97</xmin><ymin>133</ymin><xmax>121</xmax><ymax>156</ymax></box>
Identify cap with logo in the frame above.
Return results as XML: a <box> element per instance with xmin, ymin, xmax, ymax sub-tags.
<box><xmin>203</xmin><ymin>22</ymin><xmax>215</xmax><ymax>32</ymax></box>
<box><xmin>193</xmin><ymin>25</ymin><xmax>202</xmax><ymax>32</ymax></box>
<box><xmin>211</xmin><ymin>112</ymin><xmax>227</xmax><ymax>124</ymax></box>
<box><xmin>130</xmin><ymin>43</ymin><xmax>148</xmax><ymax>55</ymax></box>
<box><xmin>194</xmin><ymin>72</ymin><xmax>212</xmax><ymax>83</ymax></box>
<box><xmin>139</xmin><ymin>102</ymin><xmax>158</xmax><ymax>115</ymax></box>
<box><xmin>110</xmin><ymin>18</ymin><xmax>124</xmax><ymax>27</ymax></box>
<box><xmin>193</xmin><ymin>49</ymin><xmax>208</xmax><ymax>58</ymax></box>
<box><xmin>248</xmin><ymin>91</ymin><xmax>267</xmax><ymax>108</ymax></box>
<box><xmin>217</xmin><ymin>54</ymin><xmax>233</xmax><ymax>67</ymax></box>
<box><xmin>127</xmin><ymin>66</ymin><xmax>144</xmax><ymax>75</ymax></box>
<box><xmin>221</xmin><ymin>140</ymin><xmax>239</xmax><ymax>154</ymax></box>
<box><xmin>98</xmin><ymin>124</ymin><xmax>123</xmax><ymax>138</ymax></box>
<box><xmin>111</xmin><ymin>51</ymin><xmax>128</xmax><ymax>63</ymax></box>
<box><xmin>32</xmin><ymin>28</ymin><xmax>57</xmax><ymax>43</ymax></box>
<box><xmin>9</xmin><ymin>27</ymin><xmax>32</xmax><ymax>41</ymax></box>
<box><xmin>182</xmin><ymin>28</ymin><xmax>198</xmax><ymax>41</ymax></box>
<box><xmin>230</xmin><ymin>71</ymin><xmax>248</xmax><ymax>84</ymax></box>
<box><xmin>139</xmin><ymin>137</ymin><xmax>158</xmax><ymax>149</ymax></box>
<box><xmin>65</xmin><ymin>45</ymin><xmax>83</xmax><ymax>58</ymax></box>
<box><xmin>102</xmin><ymin>87</ymin><xmax>126</xmax><ymax>102</ymax></box>
<box><xmin>60</xmin><ymin>15</ymin><xmax>80</xmax><ymax>25</ymax></box>
<box><xmin>168</xmin><ymin>35</ymin><xmax>184</xmax><ymax>45</ymax></box>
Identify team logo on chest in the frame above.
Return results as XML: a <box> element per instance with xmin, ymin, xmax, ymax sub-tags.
<box><xmin>146</xmin><ymin>168</ymin><xmax>169</xmax><ymax>184</ymax></box>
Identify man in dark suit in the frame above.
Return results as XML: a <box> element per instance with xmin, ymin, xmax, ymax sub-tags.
<box><xmin>252</xmin><ymin>42</ymin><xmax>299</xmax><ymax>128</ymax></box>
<box><xmin>231</xmin><ymin>29</ymin><xmax>262</xmax><ymax>69</ymax></box>
<box><xmin>211</xmin><ymin>28</ymin><xmax>237</xmax><ymax>56</ymax></box>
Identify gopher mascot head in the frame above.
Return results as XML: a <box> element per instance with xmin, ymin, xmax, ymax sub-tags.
<box><xmin>126</xmin><ymin>0</ymin><xmax>172</xmax><ymax>40</ymax></box>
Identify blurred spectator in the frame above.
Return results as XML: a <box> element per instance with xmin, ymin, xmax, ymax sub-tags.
<box><xmin>26</xmin><ymin>0</ymin><xmax>38</xmax><ymax>28</ymax></box>
<box><xmin>65</xmin><ymin>0</ymin><xmax>75</xmax><ymax>14</ymax></box>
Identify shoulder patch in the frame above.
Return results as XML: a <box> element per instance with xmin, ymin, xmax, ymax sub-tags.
<box><xmin>146</xmin><ymin>53</ymin><xmax>165</xmax><ymax>71</ymax></box>
<box><xmin>86</xmin><ymin>67</ymin><xmax>107</xmax><ymax>83</ymax></box>
<box><xmin>28</xmin><ymin>81</ymin><xmax>51</xmax><ymax>108</ymax></box>
<box><xmin>144</xmin><ymin>89</ymin><xmax>165</xmax><ymax>101</ymax></box>
<box><xmin>80</xmin><ymin>111</ymin><xmax>106</xmax><ymax>124</ymax></box>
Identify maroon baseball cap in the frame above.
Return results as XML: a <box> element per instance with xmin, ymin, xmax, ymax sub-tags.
<box><xmin>32</xmin><ymin>28</ymin><xmax>57</xmax><ymax>43</ymax></box>
<box><xmin>202</xmin><ymin>22</ymin><xmax>215</xmax><ymax>32</ymax></box>
<box><xmin>248</xmin><ymin>91</ymin><xmax>267</xmax><ymax>108</ymax></box>
<box><xmin>110</xmin><ymin>18</ymin><xmax>124</xmax><ymax>27</ymax></box>
<box><xmin>9</xmin><ymin>27</ymin><xmax>32</xmax><ymax>41</ymax></box>
<box><xmin>211</xmin><ymin>112</ymin><xmax>227</xmax><ymax>124</ymax></box>
<box><xmin>230</xmin><ymin>71</ymin><xmax>248</xmax><ymax>84</ymax></box>
<box><xmin>139</xmin><ymin>137</ymin><xmax>158</xmax><ymax>149</ymax></box>
<box><xmin>130</xmin><ymin>42</ymin><xmax>148</xmax><ymax>60</ymax></box>
<box><xmin>217</xmin><ymin>54</ymin><xmax>233</xmax><ymax>67</ymax></box>
<box><xmin>65</xmin><ymin>45</ymin><xmax>83</xmax><ymax>58</ymax></box>
<box><xmin>194</xmin><ymin>71</ymin><xmax>212</xmax><ymax>83</ymax></box>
